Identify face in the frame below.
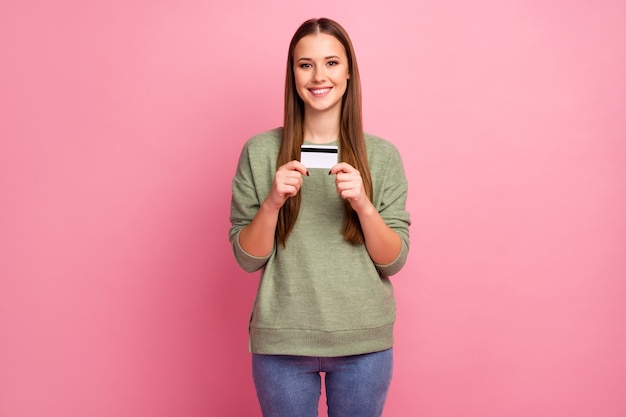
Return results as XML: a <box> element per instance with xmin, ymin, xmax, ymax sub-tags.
<box><xmin>292</xmin><ymin>33</ymin><xmax>350</xmax><ymax>115</ymax></box>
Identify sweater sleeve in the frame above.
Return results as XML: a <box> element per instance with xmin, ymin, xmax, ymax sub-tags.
<box><xmin>371</xmin><ymin>141</ymin><xmax>411</xmax><ymax>277</ymax></box>
<box><xmin>229</xmin><ymin>140</ymin><xmax>274</xmax><ymax>272</ymax></box>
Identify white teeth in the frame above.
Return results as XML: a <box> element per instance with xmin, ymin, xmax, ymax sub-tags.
<box><xmin>311</xmin><ymin>88</ymin><xmax>330</xmax><ymax>95</ymax></box>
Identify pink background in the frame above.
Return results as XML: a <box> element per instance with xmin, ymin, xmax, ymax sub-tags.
<box><xmin>1</xmin><ymin>1</ymin><xmax>625</xmax><ymax>416</ymax></box>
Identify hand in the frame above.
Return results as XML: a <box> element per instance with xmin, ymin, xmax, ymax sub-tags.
<box><xmin>329</xmin><ymin>162</ymin><xmax>372</xmax><ymax>213</ymax></box>
<box><xmin>265</xmin><ymin>160</ymin><xmax>308</xmax><ymax>210</ymax></box>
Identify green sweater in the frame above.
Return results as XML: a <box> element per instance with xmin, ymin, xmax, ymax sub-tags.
<box><xmin>229</xmin><ymin>128</ymin><xmax>410</xmax><ymax>357</ymax></box>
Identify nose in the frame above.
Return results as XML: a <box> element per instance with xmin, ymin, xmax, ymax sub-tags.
<box><xmin>312</xmin><ymin>65</ymin><xmax>326</xmax><ymax>83</ymax></box>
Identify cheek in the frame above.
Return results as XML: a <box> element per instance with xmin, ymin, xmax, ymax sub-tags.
<box><xmin>339</xmin><ymin>72</ymin><xmax>350</xmax><ymax>91</ymax></box>
<box><xmin>336</xmin><ymin>69</ymin><xmax>349</xmax><ymax>86</ymax></box>
<box><xmin>293</xmin><ymin>76</ymin><xmax>307</xmax><ymax>99</ymax></box>
<box><xmin>293</xmin><ymin>70</ymin><xmax>308</xmax><ymax>86</ymax></box>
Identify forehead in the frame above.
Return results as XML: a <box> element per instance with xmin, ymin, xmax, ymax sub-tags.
<box><xmin>293</xmin><ymin>33</ymin><xmax>347</xmax><ymax>59</ymax></box>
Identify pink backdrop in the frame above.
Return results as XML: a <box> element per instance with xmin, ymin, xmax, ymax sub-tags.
<box><xmin>1</xmin><ymin>1</ymin><xmax>625</xmax><ymax>416</ymax></box>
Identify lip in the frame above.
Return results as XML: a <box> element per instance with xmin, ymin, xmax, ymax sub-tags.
<box><xmin>308</xmin><ymin>87</ymin><xmax>332</xmax><ymax>97</ymax></box>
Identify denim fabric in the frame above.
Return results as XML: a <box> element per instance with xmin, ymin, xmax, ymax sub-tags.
<box><xmin>252</xmin><ymin>348</ymin><xmax>393</xmax><ymax>417</ymax></box>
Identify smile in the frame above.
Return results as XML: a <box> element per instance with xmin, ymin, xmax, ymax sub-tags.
<box><xmin>309</xmin><ymin>87</ymin><xmax>332</xmax><ymax>97</ymax></box>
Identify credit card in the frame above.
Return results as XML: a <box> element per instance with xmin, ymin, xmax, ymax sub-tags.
<box><xmin>300</xmin><ymin>145</ymin><xmax>338</xmax><ymax>169</ymax></box>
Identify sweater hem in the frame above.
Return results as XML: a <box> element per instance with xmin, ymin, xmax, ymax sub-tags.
<box><xmin>249</xmin><ymin>323</ymin><xmax>394</xmax><ymax>357</ymax></box>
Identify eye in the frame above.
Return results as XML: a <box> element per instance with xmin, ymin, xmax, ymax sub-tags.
<box><xmin>327</xmin><ymin>61</ymin><xmax>338</xmax><ymax>66</ymax></box>
<box><xmin>299</xmin><ymin>63</ymin><xmax>312</xmax><ymax>69</ymax></box>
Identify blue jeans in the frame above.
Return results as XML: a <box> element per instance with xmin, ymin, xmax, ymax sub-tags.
<box><xmin>252</xmin><ymin>348</ymin><xmax>393</xmax><ymax>417</ymax></box>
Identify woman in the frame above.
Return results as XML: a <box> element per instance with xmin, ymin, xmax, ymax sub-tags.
<box><xmin>229</xmin><ymin>17</ymin><xmax>410</xmax><ymax>417</ymax></box>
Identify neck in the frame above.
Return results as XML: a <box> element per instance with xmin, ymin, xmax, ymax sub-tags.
<box><xmin>303</xmin><ymin>106</ymin><xmax>341</xmax><ymax>144</ymax></box>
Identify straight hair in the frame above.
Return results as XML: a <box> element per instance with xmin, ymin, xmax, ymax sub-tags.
<box><xmin>276</xmin><ymin>17</ymin><xmax>373</xmax><ymax>247</ymax></box>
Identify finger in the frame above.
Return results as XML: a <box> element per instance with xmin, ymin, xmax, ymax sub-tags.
<box><xmin>337</xmin><ymin>183</ymin><xmax>362</xmax><ymax>198</ymax></box>
<box><xmin>281</xmin><ymin>160</ymin><xmax>309</xmax><ymax>176</ymax></box>
<box><xmin>282</xmin><ymin>185</ymin><xmax>300</xmax><ymax>197</ymax></box>
<box><xmin>275</xmin><ymin>175</ymin><xmax>302</xmax><ymax>196</ymax></box>
<box><xmin>329</xmin><ymin>162</ymin><xmax>357</xmax><ymax>175</ymax></box>
<box><xmin>283</xmin><ymin>175</ymin><xmax>304</xmax><ymax>189</ymax></box>
<box><xmin>340</xmin><ymin>190</ymin><xmax>358</xmax><ymax>201</ymax></box>
<box><xmin>335</xmin><ymin>172</ymin><xmax>360</xmax><ymax>183</ymax></box>
<box><xmin>277</xmin><ymin>169</ymin><xmax>305</xmax><ymax>180</ymax></box>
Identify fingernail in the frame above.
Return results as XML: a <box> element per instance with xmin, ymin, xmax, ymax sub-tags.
<box><xmin>328</xmin><ymin>170</ymin><xmax>332</xmax><ymax>175</ymax></box>
<box><xmin>306</xmin><ymin>170</ymin><xmax>310</xmax><ymax>176</ymax></box>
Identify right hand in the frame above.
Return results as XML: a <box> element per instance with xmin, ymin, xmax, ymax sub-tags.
<box><xmin>265</xmin><ymin>160</ymin><xmax>308</xmax><ymax>210</ymax></box>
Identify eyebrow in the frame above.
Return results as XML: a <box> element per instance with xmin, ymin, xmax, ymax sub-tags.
<box><xmin>296</xmin><ymin>55</ymin><xmax>342</xmax><ymax>62</ymax></box>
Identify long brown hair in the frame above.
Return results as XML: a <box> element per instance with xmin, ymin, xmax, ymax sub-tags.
<box><xmin>276</xmin><ymin>17</ymin><xmax>373</xmax><ymax>247</ymax></box>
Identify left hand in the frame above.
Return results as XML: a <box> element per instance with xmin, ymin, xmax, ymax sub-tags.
<box><xmin>329</xmin><ymin>162</ymin><xmax>372</xmax><ymax>213</ymax></box>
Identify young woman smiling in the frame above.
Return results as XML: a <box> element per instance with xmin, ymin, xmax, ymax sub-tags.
<box><xmin>229</xmin><ymin>17</ymin><xmax>410</xmax><ymax>417</ymax></box>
